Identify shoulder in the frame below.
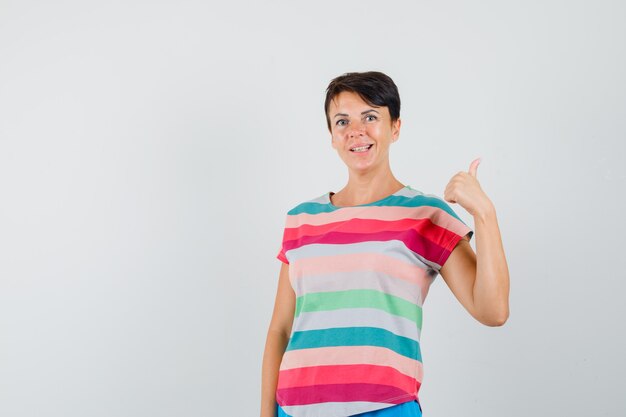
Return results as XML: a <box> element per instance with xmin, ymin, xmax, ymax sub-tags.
<box><xmin>396</xmin><ymin>186</ymin><xmax>457</xmax><ymax>214</ymax></box>
<box><xmin>398</xmin><ymin>187</ymin><xmax>470</xmax><ymax>234</ymax></box>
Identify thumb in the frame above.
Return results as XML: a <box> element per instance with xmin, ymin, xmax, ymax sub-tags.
<box><xmin>469</xmin><ymin>157</ymin><xmax>481</xmax><ymax>177</ymax></box>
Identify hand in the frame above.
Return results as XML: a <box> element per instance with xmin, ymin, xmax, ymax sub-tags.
<box><xmin>443</xmin><ymin>158</ymin><xmax>494</xmax><ymax>217</ymax></box>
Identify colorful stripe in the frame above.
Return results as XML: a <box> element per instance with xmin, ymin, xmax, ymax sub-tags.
<box><xmin>286</xmin><ymin>327</ymin><xmax>422</xmax><ymax>361</ymax></box>
<box><xmin>291</xmin><ymin>308</ymin><xmax>422</xmax><ymax>341</ymax></box>
<box><xmin>290</xmin><ymin>269</ymin><xmax>429</xmax><ymax>305</ymax></box>
<box><xmin>278</xmin><ymin>398</ymin><xmax>421</xmax><ymax>417</ymax></box>
<box><xmin>275</xmin><ymin>185</ymin><xmax>472</xmax><ymax>417</ymax></box>
<box><xmin>294</xmin><ymin>289</ymin><xmax>423</xmax><ymax>327</ymax></box>
<box><xmin>277</xmin><ymin>383</ymin><xmax>415</xmax><ymax>405</ymax></box>
<box><xmin>277</xmin><ymin>364</ymin><xmax>417</xmax><ymax>391</ymax></box>
<box><xmin>279</xmin><ymin>346</ymin><xmax>423</xmax><ymax>380</ymax></box>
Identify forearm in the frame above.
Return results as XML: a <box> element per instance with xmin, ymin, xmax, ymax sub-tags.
<box><xmin>260</xmin><ymin>329</ymin><xmax>290</xmax><ymax>417</ymax></box>
<box><xmin>472</xmin><ymin>202</ymin><xmax>510</xmax><ymax>326</ymax></box>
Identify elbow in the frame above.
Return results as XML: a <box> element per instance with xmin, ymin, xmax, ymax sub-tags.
<box><xmin>485</xmin><ymin>315</ymin><xmax>508</xmax><ymax>327</ymax></box>
<box><xmin>476</xmin><ymin>307</ymin><xmax>509</xmax><ymax>327</ymax></box>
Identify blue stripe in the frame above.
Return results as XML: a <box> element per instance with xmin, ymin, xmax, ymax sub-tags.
<box><xmin>276</xmin><ymin>399</ymin><xmax>422</xmax><ymax>417</ymax></box>
<box><xmin>285</xmin><ymin>327</ymin><xmax>422</xmax><ymax>361</ymax></box>
<box><xmin>287</xmin><ymin>194</ymin><xmax>467</xmax><ymax>224</ymax></box>
<box><xmin>287</xmin><ymin>201</ymin><xmax>334</xmax><ymax>215</ymax></box>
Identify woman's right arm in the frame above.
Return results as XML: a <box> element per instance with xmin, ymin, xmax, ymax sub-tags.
<box><xmin>260</xmin><ymin>262</ymin><xmax>295</xmax><ymax>417</ymax></box>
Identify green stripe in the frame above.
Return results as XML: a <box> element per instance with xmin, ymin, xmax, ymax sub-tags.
<box><xmin>295</xmin><ymin>289</ymin><xmax>422</xmax><ymax>329</ymax></box>
<box><xmin>285</xmin><ymin>327</ymin><xmax>422</xmax><ymax>361</ymax></box>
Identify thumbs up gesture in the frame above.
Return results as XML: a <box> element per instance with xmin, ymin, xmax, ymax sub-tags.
<box><xmin>443</xmin><ymin>158</ymin><xmax>494</xmax><ymax>217</ymax></box>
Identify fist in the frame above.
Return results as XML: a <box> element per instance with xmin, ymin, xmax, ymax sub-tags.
<box><xmin>444</xmin><ymin>158</ymin><xmax>492</xmax><ymax>217</ymax></box>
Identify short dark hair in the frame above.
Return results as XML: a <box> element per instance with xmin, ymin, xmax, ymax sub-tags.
<box><xmin>324</xmin><ymin>71</ymin><xmax>401</xmax><ymax>131</ymax></box>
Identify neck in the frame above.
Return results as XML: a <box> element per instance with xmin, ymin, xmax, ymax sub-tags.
<box><xmin>335</xmin><ymin>168</ymin><xmax>404</xmax><ymax>206</ymax></box>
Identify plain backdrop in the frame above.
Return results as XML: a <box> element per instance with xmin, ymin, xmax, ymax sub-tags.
<box><xmin>1</xmin><ymin>1</ymin><xmax>624</xmax><ymax>416</ymax></box>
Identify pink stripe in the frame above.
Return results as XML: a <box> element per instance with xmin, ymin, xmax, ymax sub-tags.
<box><xmin>285</xmin><ymin>205</ymin><xmax>469</xmax><ymax>237</ymax></box>
<box><xmin>290</xmin><ymin>253</ymin><xmax>432</xmax><ymax>302</ymax></box>
<box><xmin>277</xmin><ymin>364</ymin><xmax>417</xmax><ymax>394</ymax></box>
<box><xmin>279</xmin><ymin>346</ymin><xmax>423</xmax><ymax>381</ymax></box>
<box><xmin>291</xmin><ymin>253</ymin><xmax>431</xmax><ymax>303</ymax></box>
<box><xmin>291</xmin><ymin>252</ymin><xmax>428</xmax><ymax>286</ymax></box>
<box><xmin>277</xmin><ymin>383</ymin><xmax>417</xmax><ymax>406</ymax></box>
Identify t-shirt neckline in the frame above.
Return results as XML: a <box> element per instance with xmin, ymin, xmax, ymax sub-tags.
<box><xmin>327</xmin><ymin>184</ymin><xmax>410</xmax><ymax>209</ymax></box>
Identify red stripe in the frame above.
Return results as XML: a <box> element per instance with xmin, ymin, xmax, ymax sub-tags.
<box><xmin>283</xmin><ymin>218</ymin><xmax>431</xmax><ymax>240</ymax></box>
<box><xmin>283</xmin><ymin>225</ymin><xmax>459</xmax><ymax>264</ymax></box>
<box><xmin>277</xmin><ymin>364</ymin><xmax>417</xmax><ymax>394</ymax></box>
<box><xmin>277</xmin><ymin>382</ymin><xmax>418</xmax><ymax>406</ymax></box>
<box><xmin>437</xmin><ymin>232</ymin><xmax>463</xmax><ymax>266</ymax></box>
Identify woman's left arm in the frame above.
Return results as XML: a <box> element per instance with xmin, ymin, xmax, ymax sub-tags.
<box><xmin>439</xmin><ymin>158</ymin><xmax>510</xmax><ymax>327</ymax></box>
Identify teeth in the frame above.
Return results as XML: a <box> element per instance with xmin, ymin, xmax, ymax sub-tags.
<box><xmin>351</xmin><ymin>145</ymin><xmax>371</xmax><ymax>152</ymax></box>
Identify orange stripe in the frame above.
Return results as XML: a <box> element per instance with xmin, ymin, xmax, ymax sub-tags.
<box><xmin>279</xmin><ymin>345</ymin><xmax>423</xmax><ymax>381</ymax></box>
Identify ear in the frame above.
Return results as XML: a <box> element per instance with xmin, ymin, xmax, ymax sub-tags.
<box><xmin>391</xmin><ymin>118</ymin><xmax>401</xmax><ymax>142</ymax></box>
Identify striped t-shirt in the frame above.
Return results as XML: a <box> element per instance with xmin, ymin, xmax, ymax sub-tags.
<box><xmin>275</xmin><ymin>185</ymin><xmax>473</xmax><ymax>417</ymax></box>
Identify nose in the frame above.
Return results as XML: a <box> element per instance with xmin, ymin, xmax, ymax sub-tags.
<box><xmin>348</xmin><ymin>121</ymin><xmax>365</xmax><ymax>138</ymax></box>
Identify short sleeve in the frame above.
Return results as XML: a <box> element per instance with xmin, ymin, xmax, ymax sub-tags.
<box><xmin>431</xmin><ymin>200</ymin><xmax>473</xmax><ymax>271</ymax></box>
<box><xmin>276</xmin><ymin>214</ymin><xmax>290</xmax><ymax>265</ymax></box>
<box><xmin>277</xmin><ymin>246</ymin><xmax>289</xmax><ymax>264</ymax></box>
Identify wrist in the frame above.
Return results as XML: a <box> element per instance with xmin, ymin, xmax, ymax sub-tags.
<box><xmin>473</xmin><ymin>200</ymin><xmax>496</xmax><ymax>223</ymax></box>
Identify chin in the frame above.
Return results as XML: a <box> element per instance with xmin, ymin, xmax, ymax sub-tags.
<box><xmin>348</xmin><ymin>163</ymin><xmax>376</xmax><ymax>173</ymax></box>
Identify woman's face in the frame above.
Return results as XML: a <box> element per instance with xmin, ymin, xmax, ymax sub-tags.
<box><xmin>328</xmin><ymin>91</ymin><xmax>401</xmax><ymax>174</ymax></box>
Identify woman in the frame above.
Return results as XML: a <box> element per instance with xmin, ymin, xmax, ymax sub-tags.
<box><xmin>260</xmin><ymin>71</ymin><xmax>510</xmax><ymax>417</ymax></box>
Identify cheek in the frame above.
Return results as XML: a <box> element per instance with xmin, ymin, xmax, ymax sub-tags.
<box><xmin>374</xmin><ymin>126</ymin><xmax>394</xmax><ymax>142</ymax></box>
<box><xmin>331</xmin><ymin>132</ymin><xmax>346</xmax><ymax>146</ymax></box>
<box><xmin>367</xmin><ymin>125</ymin><xmax>382</xmax><ymax>136</ymax></box>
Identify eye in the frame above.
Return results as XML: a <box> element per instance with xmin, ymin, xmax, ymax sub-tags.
<box><xmin>335</xmin><ymin>119</ymin><xmax>348</xmax><ymax>127</ymax></box>
<box><xmin>365</xmin><ymin>114</ymin><xmax>378</xmax><ymax>122</ymax></box>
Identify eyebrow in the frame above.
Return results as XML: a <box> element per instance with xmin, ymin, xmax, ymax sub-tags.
<box><xmin>333</xmin><ymin>109</ymin><xmax>380</xmax><ymax>119</ymax></box>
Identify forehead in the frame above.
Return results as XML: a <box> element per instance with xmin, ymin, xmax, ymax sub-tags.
<box><xmin>329</xmin><ymin>91</ymin><xmax>388</xmax><ymax>115</ymax></box>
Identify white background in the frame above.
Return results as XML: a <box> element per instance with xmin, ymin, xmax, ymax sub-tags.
<box><xmin>1</xmin><ymin>1</ymin><xmax>624</xmax><ymax>416</ymax></box>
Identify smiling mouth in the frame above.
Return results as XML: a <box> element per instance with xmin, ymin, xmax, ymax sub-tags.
<box><xmin>350</xmin><ymin>144</ymin><xmax>374</xmax><ymax>152</ymax></box>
